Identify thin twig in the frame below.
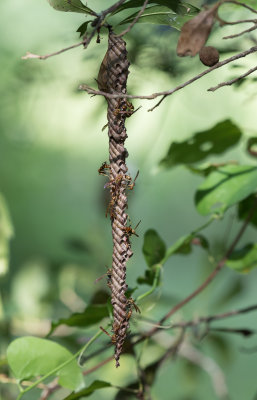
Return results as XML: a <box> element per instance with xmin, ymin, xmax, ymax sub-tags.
<box><xmin>83</xmin><ymin>355</ymin><xmax>114</xmax><ymax>375</ymax></box>
<box><xmin>22</xmin><ymin>23</ymin><xmax>100</xmax><ymax>61</ymax></box>
<box><xmin>36</xmin><ymin>198</ymin><xmax>257</xmax><ymax>398</ymax></box>
<box><xmin>223</xmin><ymin>23</ymin><xmax>257</xmax><ymax>39</ymax></box>
<box><xmin>208</xmin><ymin>65</ymin><xmax>257</xmax><ymax>91</ymax></box>
<box><xmin>118</xmin><ymin>0</ymin><xmax>149</xmax><ymax>37</ymax></box>
<box><xmin>79</xmin><ymin>46</ymin><xmax>257</xmax><ymax>110</ymax></box>
<box><xmin>22</xmin><ymin>40</ymin><xmax>89</xmax><ymax>60</ymax></box>
<box><xmin>146</xmin><ymin>196</ymin><xmax>257</xmax><ymax>333</ymax></box>
<box><xmin>164</xmin><ymin>303</ymin><xmax>257</xmax><ymax>330</ymax></box>
<box><xmin>224</xmin><ymin>0</ymin><xmax>257</xmax><ymax>14</ymax></box>
<box><xmin>100</xmin><ymin>0</ymin><xmax>127</xmax><ymax>18</ymax></box>
<box><xmin>22</xmin><ymin>0</ymin><xmax>127</xmax><ymax>61</ymax></box>
<box><xmin>0</xmin><ymin>374</ymin><xmax>47</xmax><ymax>389</ymax></box>
<box><xmin>217</xmin><ymin>18</ymin><xmax>257</xmax><ymax>26</ymax></box>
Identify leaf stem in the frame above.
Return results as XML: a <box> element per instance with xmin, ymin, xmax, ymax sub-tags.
<box><xmin>136</xmin><ymin>263</ymin><xmax>162</xmax><ymax>303</ymax></box>
<box><xmin>161</xmin><ymin>216</ymin><xmax>216</xmax><ymax>264</ymax></box>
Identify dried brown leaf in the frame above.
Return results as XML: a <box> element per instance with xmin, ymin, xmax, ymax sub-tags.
<box><xmin>97</xmin><ymin>51</ymin><xmax>108</xmax><ymax>92</ymax></box>
<box><xmin>177</xmin><ymin>3</ymin><xmax>220</xmax><ymax>57</ymax></box>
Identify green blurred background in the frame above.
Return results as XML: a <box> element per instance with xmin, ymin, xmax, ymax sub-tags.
<box><xmin>0</xmin><ymin>0</ymin><xmax>257</xmax><ymax>399</ymax></box>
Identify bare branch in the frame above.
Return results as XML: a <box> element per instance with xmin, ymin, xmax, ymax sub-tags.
<box><xmin>22</xmin><ymin>24</ymin><xmax>100</xmax><ymax>61</ymax></box>
<box><xmin>144</xmin><ymin>196</ymin><xmax>257</xmax><ymax>336</ymax></box>
<box><xmin>79</xmin><ymin>46</ymin><xmax>257</xmax><ymax>110</ymax></box>
<box><xmin>100</xmin><ymin>0</ymin><xmax>127</xmax><ymax>18</ymax></box>
<box><xmin>208</xmin><ymin>65</ymin><xmax>257</xmax><ymax>91</ymax></box>
<box><xmin>224</xmin><ymin>0</ymin><xmax>257</xmax><ymax>14</ymax></box>
<box><xmin>217</xmin><ymin>18</ymin><xmax>257</xmax><ymax>26</ymax></box>
<box><xmin>22</xmin><ymin>40</ymin><xmax>89</xmax><ymax>60</ymax></box>
<box><xmin>118</xmin><ymin>0</ymin><xmax>149</xmax><ymax>37</ymax></box>
<box><xmin>223</xmin><ymin>23</ymin><xmax>257</xmax><ymax>39</ymax></box>
<box><xmin>0</xmin><ymin>374</ymin><xmax>47</xmax><ymax>390</ymax></box>
<box><xmin>22</xmin><ymin>0</ymin><xmax>128</xmax><ymax>61</ymax></box>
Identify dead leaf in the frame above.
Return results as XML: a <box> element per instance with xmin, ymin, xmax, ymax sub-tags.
<box><xmin>97</xmin><ymin>51</ymin><xmax>108</xmax><ymax>92</ymax></box>
<box><xmin>177</xmin><ymin>3</ymin><xmax>220</xmax><ymax>57</ymax></box>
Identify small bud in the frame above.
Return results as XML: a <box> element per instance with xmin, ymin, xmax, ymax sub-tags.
<box><xmin>199</xmin><ymin>46</ymin><xmax>219</xmax><ymax>67</ymax></box>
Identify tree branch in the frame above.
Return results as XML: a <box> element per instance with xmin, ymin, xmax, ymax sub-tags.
<box><xmin>145</xmin><ymin>196</ymin><xmax>257</xmax><ymax>334</ymax></box>
<box><xmin>224</xmin><ymin>0</ymin><xmax>257</xmax><ymax>14</ymax></box>
<box><xmin>117</xmin><ymin>0</ymin><xmax>149</xmax><ymax>37</ymax></box>
<box><xmin>208</xmin><ymin>65</ymin><xmax>257</xmax><ymax>91</ymax></box>
<box><xmin>223</xmin><ymin>23</ymin><xmax>257</xmax><ymax>39</ymax></box>
<box><xmin>79</xmin><ymin>46</ymin><xmax>257</xmax><ymax>110</ymax></box>
<box><xmin>22</xmin><ymin>0</ymin><xmax>128</xmax><ymax>61</ymax></box>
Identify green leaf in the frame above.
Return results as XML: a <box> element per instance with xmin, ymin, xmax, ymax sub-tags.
<box><xmin>49</xmin><ymin>304</ymin><xmax>109</xmax><ymax>335</ymax></box>
<box><xmin>118</xmin><ymin>5</ymin><xmax>196</xmax><ymax>30</ymax></box>
<box><xmin>47</xmin><ymin>0</ymin><xmax>94</xmax><ymax>14</ymax></box>
<box><xmin>238</xmin><ymin>195</ymin><xmax>257</xmax><ymax>227</ymax></box>
<box><xmin>195</xmin><ymin>165</ymin><xmax>257</xmax><ymax>216</ymax></box>
<box><xmin>160</xmin><ymin>120</ymin><xmax>242</xmax><ymax>168</ymax></box>
<box><xmin>227</xmin><ymin>244</ymin><xmax>257</xmax><ymax>273</ymax></box>
<box><xmin>64</xmin><ymin>380</ymin><xmax>111</xmax><ymax>399</ymax></box>
<box><xmin>7</xmin><ymin>337</ymin><xmax>83</xmax><ymax>390</ymax></box>
<box><xmin>113</xmin><ymin>0</ymin><xmax>199</xmax><ymax>15</ymax></box>
<box><xmin>76</xmin><ymin>21</ymin><xmax>92</xmax><ymax>37</ymax></box>
<box><xmin>143</xmin><ymin>229</ymin><xmax>166</xmax><ymax>267</ymax></box>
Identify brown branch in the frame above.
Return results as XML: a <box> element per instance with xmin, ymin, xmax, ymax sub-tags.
<box><xmin>217</xmin><ymin>18</ymin><xmax>257</xmax><ymax>26</ymax></box>
<box><xmin>208</xmin><ymin>65</ymin><xmax>257</xmax><ymax>91</ymax></box>
<box><xmin>0</xmin><ymin>374</ymin><xmax>47</xmax><ymax>390</ymax></box>
<box><xmin>100</xmin><ymin>0</ymin><xmax>127</xmax><ymax>18</ymax></box>
<box><xmin>37</xmin><ymin>197</ymin><xmax>257</xmax><ymax>398</ymax></box>
<box><xmin>84</xmin><ymin>355</ymin><xmax>114</xmax><ymax>375</ymax></box>
<box><xmin>223</xmin><ymin>23</ymin><xmax>257</xmax><ymax>39</ymax></box>
<box><xmin>22</xmin><ymin>24</ymin><xmax>100</xmax><ymax>61</ymax></box>
<box><xmin>79</xmin><ymin>46</ymin><xmax>257</xmax><ymax>110</ymax></box>
<box><xmin>161</xmin><ymin>303</ymin><xmax>257</xmax><ymax>331</ymax></box>
<box><xmin>117</xmin><ymin>0</ymin><xmax>149</xmax><ymax>37</ymax></box>
<box><xmin>146</xmin><ymin>196</ymin><xmax>257</xmax><ymax>334</ymax></box>
<box><xmin>22</xmin><ymin>0</ymin><xmax>127</xmax><ymax>61</ymax></box>
<box><xmin>224</xmin><ymin>0</ymin><xmax>257</xmax><ymax>14</ymax></box>
<box><xmin>47</xmin><ymin>301</ymin><xmax>257</xmax><ymax>391</ymax></box>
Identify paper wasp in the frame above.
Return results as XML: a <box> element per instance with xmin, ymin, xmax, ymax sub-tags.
<box><xmin>100</xmin><ymin>326</ymin><xmax>117</xmax><ymax>344</ymax></box>
<box><xmin>126</xmin><ymin>170</ymin><xmax>139</xmax><ymax>191</ymax></box>
<box><xmin>123</xmin><ymin>220</ymin><xmax>141</xmax><ymax>239</ymax></box>
<box><xmin>105</xmin><ymin>171</ymin><xmax>139</xmax><ymax>192</ymax></box>
<box><xmin>94</xmin><ymin>266</ymin><xmax>112</xmax><ymax>288</ymax></box>
<box><xmin>126</xmin><ymin>297</ymin><xmax>141</xmax><ymax>320</ymax></box>
<box><xmin>114</xmin><ymin>99</ymin><xmax>135</xmax><ymax>118</ymax></box>
<box><xmin>98</xmin><ymin>161</ymin><xmax>110</xmax><ymax>177</ymax></box>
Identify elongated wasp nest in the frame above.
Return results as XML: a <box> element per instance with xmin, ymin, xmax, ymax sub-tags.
<box><xmin>98</xmin><ymin>30</ymin><xmax>134</xmax><ymax>367</ymax></box>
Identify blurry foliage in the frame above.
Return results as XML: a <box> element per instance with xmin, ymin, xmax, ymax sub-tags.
<box><xmin>0</xmin><ymin>0</ymin><xmax>257</xmax><ymax>399</ymax></box>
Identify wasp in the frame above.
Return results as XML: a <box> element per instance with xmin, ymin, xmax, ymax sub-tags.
<box><xmin>126</xmin><ymin>297</ymin><xmax>141</xmax><ymax>320</ymax></box>
<box><xmin>126</xmin><ymin>170</ymin><xmax>139</xmax><ymax>191</ymax></box>
<box><xmin>94</xmin><ymin>266</ymin><xmax>112</xmax><ymax>288</ymax></box>
<box><xmin>114</xmin><ymin>99</ymin><xmax>135</xmax><ymax>118</ymax></box>
<box><xmin>123</xmin><ymin>220</ymin><xmax>141</xmax><ymax>239</ymax></box>
<box><xmin>104</xmin><ymin>174</ymin><xmax>124</xmax><ymax>190</ymax></box>
<box><xmin>105</xmin><ymin>195</ymin><xmax>117</xmax><ymax>219</ymax></box>
<box><xmin>100</xmin><ymin>326</ymin><xmax>117</xmax><ymax>344</ymax></box>
<box><xmin>98</xmin><ymin>161</ymin><xmax>110</xmax><ymax>177</ymax></box>
<box><xmin>105</xmin><ymin>171</ymin><xmax>139</xmax><ymax>192</ymax></box>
